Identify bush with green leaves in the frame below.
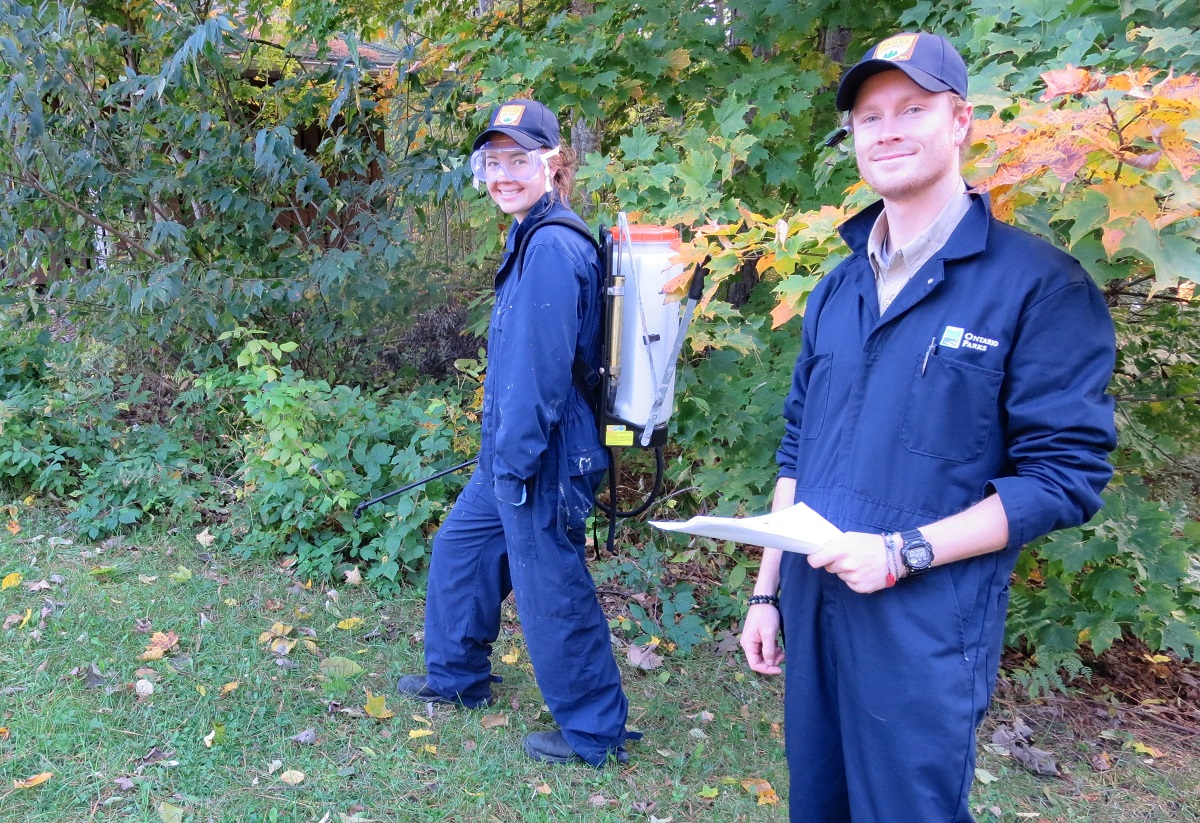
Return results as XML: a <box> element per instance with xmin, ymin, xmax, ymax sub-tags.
<box><xmin>198</xmin><ymin>328</ymin><xmax>480</xmax><ymax>592</ymax></box>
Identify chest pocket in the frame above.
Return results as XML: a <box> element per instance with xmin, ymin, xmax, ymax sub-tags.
<box><xmin>900</xmin><ymin>354</ymin><xmax>1003</xmax><ymax>462</ymax></box>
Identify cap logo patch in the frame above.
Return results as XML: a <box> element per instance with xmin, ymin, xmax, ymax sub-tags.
<box><xmin>874</xmin><ymin>34</ymin><xmax>919</xmax><ymax>62</ymax></box>
<box><xmin>494</xmin><ymin>104</ymin><xmax>526</xmax><ymax>126</ymax></box>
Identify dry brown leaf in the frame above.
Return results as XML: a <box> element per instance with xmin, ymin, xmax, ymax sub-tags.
<box><xmin>343</xmin><ymin>567</ymin><xmax>363</xmax><ymax>586</ymax></box>
<box><xmin>480</xmin><ymin>713</ymin><xmax>509</xmax><ymax>730</ymax></box>
<box><xmin>25</xmin><ymin>579</ymin><xmax>51</xmax><ymax>592</ymax></box>
<box><xmin>291</xmin><ymin>729</ymin><xmax>317</xmax><ymax>746</ymax></box>
<box><xmin>195</xmin><ymin>527</ymin><xmax>215</xmax><ymax>547</ymax></box>
<box><xmin>534</xmin><ymin>783</ymin><xmax>551</xmax><ymax>796</ymax></box>
<box><xmin>139</xmin><ymin>631</ymin><xmax>179</xmax><ymax>661</ymax></box>
<box><xmin>627</xmin><ymin>643</ymin><xmax>663</xmax><ymax>671</ymax></box>
<box><xmin>279</xmin><ymin>769</ymin><xmax>305</xmax><ymax>786</ymax></box>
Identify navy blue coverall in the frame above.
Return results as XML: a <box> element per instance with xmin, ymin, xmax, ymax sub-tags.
<box><xmin>775</xmin><ymin>193</ymin><xmax>1116</xmax><ymax>821</ymax></box>
<box><xmin>423</xmin><ymin>194</ymin><xmax>630</xmax><ymax>765</ymax></box>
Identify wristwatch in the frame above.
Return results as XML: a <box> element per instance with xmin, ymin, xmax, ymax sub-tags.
<box><xmin>895</xmin><ymin>529</ymin><xmax>935</xmax><ymax>577</ymax></box>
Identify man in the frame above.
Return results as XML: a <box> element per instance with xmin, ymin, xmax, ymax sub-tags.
<box><xmin>739</xmin><ymin>32</ymin><xmax>1116</xmax><ymax>822</ymax></box>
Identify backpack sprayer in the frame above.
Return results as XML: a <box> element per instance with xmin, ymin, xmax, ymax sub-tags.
<box><xmin>354</xmin><ymin>212</ymin><xmax>709</xmax><ymax>553</ymax></box>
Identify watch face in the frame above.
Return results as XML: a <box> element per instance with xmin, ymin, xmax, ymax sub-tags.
<box><xmin>905</xmin><ymin>544</ymin><xmax>933</xmax><ymax>568</ymax></box>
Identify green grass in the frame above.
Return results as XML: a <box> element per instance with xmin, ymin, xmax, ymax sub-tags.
<box><xmin>1</xmin><ymin>510</ymin><xmax>1198</xmax><ymax>822</ymax></box>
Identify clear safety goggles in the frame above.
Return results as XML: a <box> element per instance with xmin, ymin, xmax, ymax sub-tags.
<box><xmin>469</xmin><ymin>144</ymin><xmax>560</xmax><ymax>186</ymax></box>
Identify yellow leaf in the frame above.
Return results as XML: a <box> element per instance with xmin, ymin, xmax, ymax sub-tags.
<box><xmin>196</xmin><ymin>685</ymin><xmax>207</xmax><ymax>696</ymax></box>
<box><xmin>740</xmin><ymin>777</ymin><xmax>779</xmax><ymax>805</ymax></box>
<box><xmin>258</xmin><ymin>622</ymin><xmax>294</xmax><ymax>644</ymax></box>
<box><xmin>168</xmin><ymin>566</ymin><xmax>192</xmax><ymax>583</ymax></box>
<box><xmin>1144</xmin><ymin>654</ymin><xmax>1172</xmax><ymax>664</ymax></box>
<box><xmin>224</xmin><ymin>598</ymin><xmax>238</xmax><ymax>607</ymax></box>
<box><xmin>140</xmin><ymin>631</ymin><xmax>179</xmax><ymax>661</ymax></box>
<box><xmin>422</xmin><ymin>744</ymin><xmax>438</xmax><ymax>754</ymax></box>
<box><xmin>157</xmin><ymin>801</ymin><xmax>184</xmax><ymax>823</ymax></box>
<box><xmin>336</xmin><ymin>617</ymin><xmax>363</xmax><ymax>630</ymax></box>
<box><xmin>408</xmin><ymin>728</ymin><xmax>435</xmax><ymax>739</ymax></box>
<box><xmin>2</xmin><ymin>572</ymin><xmax>22</xmax><ymax>590</ymax></box>
<box><xmin>319</xmin><ymin>656</ymin><xmax>363</xmax><ymax>679</ymax></box>
<box><xmin>279</xmin><ymin>769</ymin><xmax>305</xmax><ymax>786</ymax></box>
<box><xmin>219</xmin><ymin>681</ymin><xmax>239</xmax><ymax>696</ymax></box>
<box><xmin>1129</xmin><ymin>741</ymin><xmax>1165</xmax><ymax>758</ymax></box>
<box><xmin>411</xmin><ymin>714</ymin><xmax>432</xmax><ymax>725</ymax></box>
<box><xmin>364</xmin><ymin>689</ymin><xmax>395</xmax><ymax>720</ymax></box>
<box><xmin>500</xmin><ymin>647</ymin><xmax>521</xmax><ymax>665</ymax></box>
<box><xmin>19</xmin><ymin>608</ymin><xmax>32</xmax><ymax>629</ymax></box>
<box><xmin>0</xmin><ymin>727</ymin><xmax>9</xmax><ymax>741</ymax></box>
<box><xmin>698</xmin><ymin>785</ymin><xmax>720</xmax><ymax>798</ymax></box>
<box><xmin>13</xmin><ymin>772</ymin><xmax>52</xmax><ymax>789</ymax></box>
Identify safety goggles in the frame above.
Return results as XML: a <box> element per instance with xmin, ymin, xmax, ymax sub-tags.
<box><xmin>469</xmin><ymin>144</ymin><xmax>560</xmax><ymax>186</ymax></box>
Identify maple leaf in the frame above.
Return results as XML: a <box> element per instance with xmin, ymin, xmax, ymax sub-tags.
<box><xmin>195</xmin><ymin>528</ymin><xmax>215</xmax><ymax>547</ymax></box>
<box><xmin>740</xmin><ymin>777</ymin><xmax>779</xmax><ymax>805</ymax></box>
<box><xmin>1040</xmin><ymin>66</ymin><xmax>1106</xmax><ymax>102</ymax></box>
<box><xmin>139</xmin><ymin>631</ymin><xmax>180</xmax><ymax>661</ymax></box>
<box><xmin>157</xmin><ymin>801</ymin><xmax>185</xmax><ymax>823</ymax></box>
<box><xmin>343</xmin><ymin>567</ymin><xmax>363</xmax><ymax>586</ymax></box>
<box><xmin>364</xmin><ymin>689</ymin><xmax>395</xmax><ymax>720</ymax></box>
<box><xmin>13</xmin><ymin>772</ymin><xmax>53</xmax><ymax>789</ymax></box>
<box><xmin>627</xmin><ymin>643</ymin><xmax>663</xmax><ymax>670</ymax></box>
<box><xmin>168</xmin><ymin>566</ymin><xmax>192</xmax><ymax>583</ymax></box>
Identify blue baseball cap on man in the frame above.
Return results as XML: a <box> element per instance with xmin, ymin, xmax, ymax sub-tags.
<box><xmin>835</xmin><ymin>32</ymin><xmax>968</xmax><ymax>112</ymax></box>
<box><xmin>472</xmin><ymin>99</ymin><xmax>561</xmax><ymax>151</ymax></box>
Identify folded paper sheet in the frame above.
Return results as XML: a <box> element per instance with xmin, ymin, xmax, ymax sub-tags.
<box><xmin>650</xmin><ymin>502</ymin><xmax>843</xmax><ymax>555</ymax></box>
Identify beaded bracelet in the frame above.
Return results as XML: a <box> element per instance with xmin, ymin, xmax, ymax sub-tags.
<box><xmin>747</xmin><ymin>594</ymin><xmax>780</xmax><ymax>607</ymax></box>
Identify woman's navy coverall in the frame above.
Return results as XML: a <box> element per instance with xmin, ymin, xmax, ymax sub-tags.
<box><xmin>776</xmin><ymin>193</ymin><xmax>1117</xmax><ymax>821</ymax></box>
<box><xmin>422</xmin><ymin>194</ymin><xmax>630</xmax><ymax>765</ymax></box>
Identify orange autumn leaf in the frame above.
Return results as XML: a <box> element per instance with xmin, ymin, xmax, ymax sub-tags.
<box><xmin>1089</xmin><ymin>181</ymin><xmax>1159</xmax><ymax>223</ymax></box>
<box><xmin>740</xmin><ymin>778</ymin><xmax>780</xmax><ymax>805</ymax></box>
<box><xmin>13</xmin><ymin>772</ymin><xmax>53</xmax><ymax>789</ymax></box>
<box><xmin>6</xmin><ymin>520</ymin><xmax>19</xmax><ymax>535</ymax></box>
<box><xmin>139</xmin><ymin>630</ymin><xmax>179</xmax><ymax>661</ymax></box>
<box><xmin>1039</xmin><ymin>66</ymin><xmax>1106</xmax><ymax>102</ymax></box>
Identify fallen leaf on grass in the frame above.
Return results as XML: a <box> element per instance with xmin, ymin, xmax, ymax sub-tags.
<box><xmin>408</xmin><ymin>728</ymin><xmax>435</xmax><ymax>739</ymax></box>
<box><xmin>291</xmin><ymin>729</ymin><xmax>317</xmax><ymax>745</ymax></box>
<box><xmin>344</xmin><ymin>567</ymin><xmax>363</xmax><ymax>586</ymax></box>
<box><xmin>6</xmin><ymin>521</ymin><xmax>19</xmax><ymax>536</ymax></box>
<box><xmin>219</xmin><ymin>681</ymin><xmax>239</xmax><ymax>696</ymax></box>
<box><xmin>336</xmin><ymin>617</ymin><xmax>363</xmax><ymax>631</ymax></box>
<box><xmin>195</xmin><ymin>528</ymin><xmax>215</xmax><ymax>548</ymax></box>
<box><xmin>3</xmin><ymin>612</ymin><xmax>24</xmax><ymax>630</ymax></box>
<box><xmin>2</xmin><ymin>572</ymin><xmax>22</xmax><ymax>590</ymax></box>
<box><xmin>0</xmin><ymin>727</ymin><xmax>9</xmax><ymax>741</ymax></box>
<box><xmin>501</xmin><ymin>647</ymin><xmax>521</xmax><ymax>665</ymax></box>
<box><xmin>974</xmin><ymin>768</ymin><xmax>1000</xmax><ymax>785</ymax></box>
<box><xmin>168</xmin><ymin>566</ymin><xmax>192</xmax><ymax>583</ymax></box>
<box><xmin>534</xmin><ymin>783</ymin><xmax>551</xmax><ymax>796</ymax></box>
<box><xmin>1128</xmin><ymin>741</ymin><xmax>1165</xmax><ymax>759</ymax></box>
<box><xmin>1089</xmin><ymin>751</ymin><xmax>1113</xmax><ymax>772</ymax></box>
<box><xmin>364</xmin><ymin>690</ymin><xmax>395</xmax><ymax>720</ymax></box>
<box><xmin>25</xmin><ymin>579</ymin><xmax>51</xmax><ymax>592</ymax></box>
<box><xmin>319</xmin><ymin>656</ymin><xmax>363</xmax><ymax>679</ymax></box>
<box><xmin>139</xmin><ymin>631</ymin><xmax>180</xmax><ymax>661</ymax></box>
<box><xmin>157</xmin><ymin>801</ymin><xmax>184</xmax><ymax>823</ymax></box>
<box><xmin>480</xmin><ymin>713</ymin><xmax>509</xmax><ymax>729</ymax></box>
<box><xmin>137</xmin><ymin>575</ymin><xmax>157</xmax><ymax>585</ymax></box>
<box><xmin>12</xmin><ymin>772</ymin><xmax>52</xmax><ymax>789</ymax></box>
<box><xmin>280</xmin><ymin>769</ymin><xmax>305</xmax><ymax>786</ymax></box>
<box><xmin>697</xmin><ymin>785</ymin><xmax>719</xmax><ymax>798</ymax></box>
<box><xmin>627</xmin><ymin>643</ymin><xmax>663</xmax><ymax>671</ymax></box>
<box><xmin>135</xmin><ymin>679</ymin><xmax>155</xmax><ymax>698</ymax></box>
<box><xmin>740</xmin><ymin>777</ymin><xmax>779</xmax><ymax>805</ymax></box>
<box><xmin>114</xmin><ymin>776</ymin><xmax>138</xmax><ymax>792</ymax></box>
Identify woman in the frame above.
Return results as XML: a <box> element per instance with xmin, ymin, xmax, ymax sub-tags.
<box><xmin>398</xmin><ymin>99</ymin><xmax>632</xmax><ymax>767</ymax></box>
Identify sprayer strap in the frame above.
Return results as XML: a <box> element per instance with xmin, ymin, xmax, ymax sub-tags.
<box><xmin>509</xmin><ymin>215</ymin><xmax>605</xmax><ymax>412</ymax></box>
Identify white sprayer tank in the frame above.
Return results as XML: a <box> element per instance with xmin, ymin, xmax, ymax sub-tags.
<box><xmin>609</xmin><ymin>224</ymin><xmax>684</xmax><ymax>433</ymax></box>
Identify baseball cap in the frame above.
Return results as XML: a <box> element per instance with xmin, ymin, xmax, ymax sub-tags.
<box><xmin>835</xmin><ymin>32</ymin><xmax>967</xmax><ymax>111</ymax></box>
<box><xmin>471</xmin><ymin>99</ymin><xmax>561</xmax><ymax>151</ymax></box>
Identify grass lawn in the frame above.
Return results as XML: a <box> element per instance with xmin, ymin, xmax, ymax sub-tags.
<box><xmin>2</xmin><ymin>512</ymin><xmax>1198</xmax><ymax>822</ymax></box>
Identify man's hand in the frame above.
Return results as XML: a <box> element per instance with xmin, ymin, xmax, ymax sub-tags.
<box><xmin>808</xmin><ymin>531</ymin><xmax>892</xmax><ymax>593</ymax></box>
<box><xmin>740</xmin><ymin>604</ymin><xmax>784</xmax><ymax>675</ymax></box>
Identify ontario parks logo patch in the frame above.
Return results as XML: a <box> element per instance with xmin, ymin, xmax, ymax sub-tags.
<box><xmin>494</xmin><ymin>104</ymin><xmax>526</xmax><ymax>126</ymax></box>
<box><xmin>940</xmin><ymin>326</ymin><xmax>999</xmax><ymax>353</ymax></box>
<box><xmin>874</xmin><ymin>34</ymin><xmax>919</xmax><ymax>62</ymax></box>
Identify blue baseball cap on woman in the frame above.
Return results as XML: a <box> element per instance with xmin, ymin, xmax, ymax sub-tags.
<box><xmin>472</xmin><ymin>99</ymin><xmax>561</xmax><ymax>151</ymax></box>
<box><xmin>835</xmin><ymin>32</ymin><xmax>968</xmax><ymax>111</ymax></box>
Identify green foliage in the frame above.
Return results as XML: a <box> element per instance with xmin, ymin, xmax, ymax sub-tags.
<box><xmin>198</xmin><ymin>328</ymin><xmax>479</xmax><ymax>592</ymax></box>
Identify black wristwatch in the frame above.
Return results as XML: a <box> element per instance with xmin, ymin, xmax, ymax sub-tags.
<box><xmin>895</xmin><ymin>529</ymin><xmax>935</xmax><ymax>577</ymax></box>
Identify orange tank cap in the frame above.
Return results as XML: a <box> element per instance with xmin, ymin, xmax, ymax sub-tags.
<box><xmin>611</xmin><ymin>224</ymin><xmax>681</xmax><ymax>248</ymax></box>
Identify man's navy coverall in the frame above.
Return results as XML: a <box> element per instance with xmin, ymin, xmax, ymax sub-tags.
<box><xmin>775</xmin><ymin>193</ymin><xmax>1117</xmax><ymax>821</ymax></box>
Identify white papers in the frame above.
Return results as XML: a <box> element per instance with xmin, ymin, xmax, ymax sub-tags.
<box><xmin>650</xmin><ymin>502</ymin><xmax>843</xmax><ymax>555</ymax></box>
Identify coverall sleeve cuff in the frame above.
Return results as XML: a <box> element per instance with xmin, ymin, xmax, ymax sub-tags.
<box><xmin>493</xmin><ymin>474</ymin><xmax>529</xmax><ymax>506</ymax></box>
<box><xmin>987</xmin><ymin>477</ymin><xmax>1030</xmax><ymax>550</ymax></box>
